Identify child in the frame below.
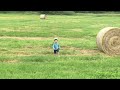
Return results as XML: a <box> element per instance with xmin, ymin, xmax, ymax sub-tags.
<box><xmin>53</xmin><ymin>38</ymin><xmax>60</xmax><ymax>55</ymax></box>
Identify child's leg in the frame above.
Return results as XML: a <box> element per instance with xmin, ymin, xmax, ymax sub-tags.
<box><xmin>54</xmin><ymin>50</ymin><xmax>57</xmax><ymax>54</ymax></box>
<box><xmin>57</xmin><ymin>49</ymin><xmax>59</xmax><ymax>55</ymax></box>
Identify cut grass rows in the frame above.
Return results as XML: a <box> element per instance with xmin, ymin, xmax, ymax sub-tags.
<box><xmin>0</xmin><ymin>13</ymin><xmax>120</xmax><ymax>78</ymax></box>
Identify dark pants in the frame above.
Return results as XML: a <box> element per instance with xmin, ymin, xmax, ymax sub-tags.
<box><xmin>54</xmin><ymin>49</ymin><xmax>59</xmax><ymax>54</ymax></box>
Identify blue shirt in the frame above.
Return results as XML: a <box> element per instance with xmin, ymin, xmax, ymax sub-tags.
<box><xmin>53</xmin><ymin>43</ymin><xmax>60</xmax><ymax>50</ymax></box>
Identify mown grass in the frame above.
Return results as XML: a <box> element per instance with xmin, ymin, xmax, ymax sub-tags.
<box><xmin>0</xmin><ymin>12</ymin><xmax>120</xmax><ymax>79</ymax></box>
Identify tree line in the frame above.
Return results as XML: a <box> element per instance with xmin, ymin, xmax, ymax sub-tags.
<box><xmin>0</xmin><ymin>11</ymin><xmax>120</xmax><ymax>15</ymax></box>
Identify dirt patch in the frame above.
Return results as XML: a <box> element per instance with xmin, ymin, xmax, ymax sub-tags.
<box><xmin>0</xmin><ymin>36</ymin><xmax>52</xmax><ymax>40</ymax></box>
<box><xmin>59</xmin><ymin>46</ymin><xmax>103</xmax><ymax>56</ymax></box>
<box><xmin>79</xmin><ymin>49</ymin><xmax>101</xmax><ymax>55</ymax></box>
<box><xmin>12</xmin><ymin>51</ymin><xmax>32</xmax><ymax>56</ymax></box>
<box><xmin>3</xmin><ymin>60</ymin><xmax>18</xmax><ymax>63</ymax></box>
<box><xmin>61</xmin><ymin>46</ymin><xmax>102</xmax><ymax>55</ymax></box>
<box><xmin>0</xmin><ymin>36</ymin><xmax>83</xmax><ymax>41</ymax></box>
<box><xmin>80</xmin><ymin>49</ymin><xmax>98</xmax><ymax>54</ymax></box>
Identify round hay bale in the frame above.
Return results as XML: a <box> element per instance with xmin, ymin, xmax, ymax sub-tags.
<box><xmin>40</xmin><ymin>14</ymin><xmax>46</xmax><ymax>19</ymax></box>
<box><xmin>96</xmin><ymin>27</ymin><xmax>120</xmax><ymax>55</ymax></box>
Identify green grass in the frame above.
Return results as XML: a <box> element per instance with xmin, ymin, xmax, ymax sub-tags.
<box><xmin>0</xmin><ymin>12</ymin><xmax>120</xmax><ymax>79</ymax></box>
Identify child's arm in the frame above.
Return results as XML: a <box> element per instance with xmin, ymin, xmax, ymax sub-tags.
<box><xmin>53</xmin><ymin>44</ymin><xmax>55</xmax><ymax>50</ymax></box>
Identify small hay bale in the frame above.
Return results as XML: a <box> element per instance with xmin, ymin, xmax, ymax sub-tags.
<box><xmin>40</xmin><ymin>14</ymin><xmax>46</xmax><ymax>19</ymax></box>
<box><xmin>96</xmin><ymin>27</ymin><xmax>120</xmax><ymax>55</ymax></box>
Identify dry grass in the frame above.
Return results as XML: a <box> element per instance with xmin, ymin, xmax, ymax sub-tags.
<box><xmin>2</xmin><ymin>60</ymin><xmax>19</xmax><ymax>63</ymax></box>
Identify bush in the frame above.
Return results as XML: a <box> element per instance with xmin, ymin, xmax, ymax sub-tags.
<box><xmin>61</xmin><ymin>11</ymin><xmax>75</xmax><ymax>15</ymax></box>
<box><xmin>39</xmin><ymin>11</ymin><xmax>76</xmax><ymax>15</ymax></box>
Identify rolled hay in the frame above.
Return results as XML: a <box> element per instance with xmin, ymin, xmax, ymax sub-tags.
<box><xmin>40</xmin><ymin>14</ymin><xmax>46</xmax><ymax>19</ymax></box>
<box><xmin>96</xmin><ymin>27</ymin><xmax>120</xmax><ymax>55</ymax></box>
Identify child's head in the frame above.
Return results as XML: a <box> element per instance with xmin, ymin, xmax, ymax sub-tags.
<box><xmin>54</xmin><ymin>38</ymin><xmax>58</xmax><ymax>43</ymax></box>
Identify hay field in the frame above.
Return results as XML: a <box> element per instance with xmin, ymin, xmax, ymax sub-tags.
<box><xmin>0</xmin><ymin>12</ymin><xmax>120</xmax><ymax>79</ymax></box>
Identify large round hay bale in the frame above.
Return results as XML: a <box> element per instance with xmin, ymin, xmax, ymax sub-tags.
<box><xmin>40</xmin><ymin>14</ymin><xmax>46</xmax><ymax>19</ymax></box>
<box><xmin>96</xmin><ymin>27</ymin><xmax>120</xmax><ymax>55</ymax></box>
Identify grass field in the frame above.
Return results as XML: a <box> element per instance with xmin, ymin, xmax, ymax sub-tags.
<box><xmin>0</xmin><ymin>12</ymin><xmax>120</xmax><ymax>79</ymax></box>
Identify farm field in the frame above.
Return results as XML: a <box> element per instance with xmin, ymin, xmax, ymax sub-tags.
<box><xmin>0</xmin><ymin>12</ymin><xmax>120</xmax><ymax>79</ymax></box>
